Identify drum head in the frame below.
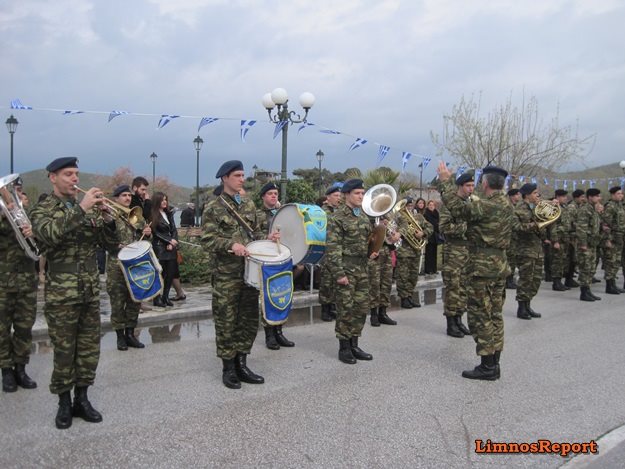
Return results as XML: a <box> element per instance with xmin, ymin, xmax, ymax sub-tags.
<box><xmin>118</xmin><ymin>240</ymin><xmax>152</xmax><ymax>261</ymax></box>
<box><xmin>246</xmin><ymin>240</ymin><xmax>291</xmax><ymax>263</ymax></box>
<box><xmin>270</xmin><ymin>204</ymin><xmax>326</xmax><ymax>264</ymax></box>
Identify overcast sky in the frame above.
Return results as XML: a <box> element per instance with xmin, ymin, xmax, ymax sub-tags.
<box><xmin>2</xmin><ymin>0</ymin><xmax>624</xmax><ymax>187</ymax></box>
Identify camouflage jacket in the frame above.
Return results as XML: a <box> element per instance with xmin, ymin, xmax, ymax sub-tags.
<box><xmin>551</xmin><ymin>203</ymin><xmax>574</xmax><ymax>244</ymax></box>
<box><xmin>0</xmin><ymin>216</ymin><xmax>36</xmax><ymax>290</ymax></box>
<box><xmin>256</xmin><ymin>206</ymin><xmax>277</xmax><ymax>234</ymax></box>
<box><xmin>30</xmin><ymin>193</ymin><xmax>119</xmax><ymax>304</ymax></box>
<box><xmin>322</xmin><ymin>203</ymin><xmax>338</xmax><ymax>217</ymax></box>
<box><xmin>440</xmin><ymin>180</ymin><xmax>514</xmax><ymax>278</ymax></box>
<box><xmin>603</xmin><ymin>200</ymin><xmax>625</xmax><ymax>240</ymax></box>
<box><xmin>395</xmin><ymin>211</ymin><xmax>433</xmax><ymax>258</ymax></box>
<box><xmin>439</xmin><ymin>200</ymin><xmax>467</xmax><ymax>243</ymax></box>
<box><xmin>201</xmin><ymin>193</ymin><xmax>264</xmax><ymax>276</ymax></box>
<box><xmin>575</xmin><ymin>202</ymin><xmax>601</xmax><ymax>248</ymax></box>
<box><xmin>326</xmin><ymin>204</ymin><xmax>372</xmax><ymax>279</ymax></box>
<box><xmin>513</xmin><ymin>200</ymin><xmax>544</xmax><ymax>259</ymax></box>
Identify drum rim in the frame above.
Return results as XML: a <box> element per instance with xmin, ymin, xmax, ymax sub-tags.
<box><xmin>118</xmin><ymin>240</ymin><xmax>152</xmax><ymax>260</ymax></box>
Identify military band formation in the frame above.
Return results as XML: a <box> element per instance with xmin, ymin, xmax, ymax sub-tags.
<box><xmin>2</xmin><ymin>156</ymin><xmax>624</xmax><ymax>429</ymax></box>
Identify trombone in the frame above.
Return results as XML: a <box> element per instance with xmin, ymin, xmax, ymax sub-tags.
<box><xmin>74</xmin><ymin>185</ymin><xmax>145</xmax><ymax>229</ymax></box>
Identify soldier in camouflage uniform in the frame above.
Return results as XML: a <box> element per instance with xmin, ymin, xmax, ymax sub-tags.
<box><xmin>319</xmin><ymin>183</ymin><xmax>342</xmax><ymax>321</ymax></box>
<box><xmin>437</xmin><ymin>163</ymin><xmax>514</xmax><ymax>381</ymax></box>
<box><xmin>255</xmin><ymin>182</ymin><xmax>294</xmax><ymax>350</ymax></box>
<box><xmin>514</xmin><ymin>183</ymin><xmax>545</xmax><ymax>320</ymax></box>
<box><xmin>368</xmin><ymin>215</ymin><xmax>400</xmax><ymax>327</ymax></box>
<box><xmin>30</xmin><ymin>157</ymin><xmax>119</xmax><ymax>429</ymax></box>
<box><xmin>601</xmin><ymin>187</ymin><xmax>625</xmax><ymax>294</ymax></box>
<box><xmin>439</xmin><ymin>172</ymin><xmax>474</xmax><ymax>338</ymax></box>
<box><xmin>576</xmin><ymin>188</ymin><xmax>602</xmax><ymax>301</ymax></box>
<box><xmin>565</xmin><ymin>190</ymin><xmax>586</xmax><ymax>288</ymax></box>
<box><xmin>201</xmin><ymin>160</ymin><xmax>279</xmax><ymax>389</ymax></box>
<box><xmin>105</xmin><ymin>185</ymin><xmax>153</xmax><ymax>351</ymax></box>
<box><xmin>326</xmin><ymin>179</ymin><xmax>376</xmax><ymax>364</ymax></box>
<box><xmin>0</xmin><ymin>177</ymin><xmax>38</xmax><ymax>393</ymax></box>
<box><xmin>506</xmin><ymin>189</ymin><xmax>522</xmax><ymax>289</ymax></box>
<box><xmin>395</xmin><ymin>198</ymin><xmax>433</xmax><ymax>309</ymax></box>
<box><xmin>550</xmin><ymin>190</ymin><xmax>573</xmax><ymax>292</ymax></box>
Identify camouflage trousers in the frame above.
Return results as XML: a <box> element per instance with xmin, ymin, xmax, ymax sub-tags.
<box><xmin>508</xmin><ymin>251</ymin><xmax>518</xmax><ymax>274</ymax></box>
<box><xmin>335</xmin><ymin>260</ymin><xmax>369</xmax><ymax>340</ymax></box>
<box><xmin>603</xmin><ymin>235</ymin><xmax>623</xmax><ymax>280</ymax></box>
<box><xmin>467</xmin><ymin>276</ymin><xmax>505</xmax><ymax>356</ymax></box>
<box><xmin>0</xmin><ymin>286</ymin><xmax>37</xmax><ymax>368</ymax></box>
<box><xmin>395</xmin><ymin>254</ymin><xmax>420</xmax><ymax>299</ymax></box>
<box><xmin>212</xmin><ymin>273</ymin><xmax>259</xmax><ymax>359</ymax></box>
<box><xmin>441</xmin><ymin>244</ymin><xmax>469</xmax><ymax>317</ymax></box>
<box><xmin>550</xmin><ymin>241</ymin><xmax>571</xmax><ymax>279</ymax></box>
<box><xmin>106</xmin><ymin>262</ymin><xmax>141</xmax><ymax>330</ymax></box>
<box><xmin>577</xmin><ymin>247</ymin><xmax>598</xmax><ymax>288</ymax></box>
<box><xmin>368</xmin><ymin>248</ymin><xmax>393</xmax><ymax>308</ymax></box>
<box><xmin>318</xmin><ymin>259</ymin><xmax>335</xmax><ymax>306</ymax></box>
<box><xmin>45</xmin><ymin>298</ymin><xmax>101</xmax><ymax>394</ymax></box>
<box><xmin>515</xmin><ymin>255</ymin><xmax>543</xmax><ymax>302</ymax></box>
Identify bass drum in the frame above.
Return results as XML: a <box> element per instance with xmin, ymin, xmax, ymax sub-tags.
<box><xmin>269</xmin><ymin>203</ymin><xmax>327</xmax><ymax>265</ymax></box>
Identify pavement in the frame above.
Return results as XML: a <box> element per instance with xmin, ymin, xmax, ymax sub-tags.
<box><xmin>3</xmin><ymin>276</ymin><xmax>625</xmax><ymax>468</ymax></box>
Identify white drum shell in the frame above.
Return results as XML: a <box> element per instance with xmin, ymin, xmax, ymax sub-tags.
<box><xmin>244</xmin><ymin>240</ymin><xmax>292</xmax><ymax>289</ymax></box>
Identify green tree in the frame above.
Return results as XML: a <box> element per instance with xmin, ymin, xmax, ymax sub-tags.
<box><xmin>285</xmin><ymin>179</ymin><xmax>317</xmax><ymax>204</ymax></box>
<box><xmin>345</xmin><ymin>167</ymin><xmax>417</xmax><ymax>197</ymax></box>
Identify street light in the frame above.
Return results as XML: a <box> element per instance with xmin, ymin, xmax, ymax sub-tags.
<box><xmin>252</xmin><ymin>164</ymin><xmax>259</xmax><ymax>191</ymax></box>
<box><xmin>262</xmin><ymin>88</ymin><xmax>315</xmax><ymax>204</ymax></box>
<box><xmin>150</xmin><ymin>152</ymin><xmax>158</xmax><ymax>192</ymax></box>
<box><xmin>5</xmin><ymin>115</ymin><xmax>18</xmax><ymax>173</ymax></box>
<box><xmin>316</xmin><ymin>149</ymin><xmax>325</xmax><ymax>197</ymax></box>
<box><xmin>418</xmin><ymin>162</ymin><xmax>424</xmax><ymax>198</ymax></box>
<box><xmin>193</xmin><ymin>135</ymin><xmax>204</xmax><ymax>226</ymax></box>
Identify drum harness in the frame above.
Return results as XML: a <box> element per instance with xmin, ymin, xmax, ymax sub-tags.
<box><xmin>219</xmin><ymin>195</ymin><xmax>257</xmax><ymax>242</ymax></box>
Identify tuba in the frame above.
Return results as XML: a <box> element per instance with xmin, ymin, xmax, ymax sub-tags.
<box><xmin>534</xmin><ymin>200</ymin><xmax>561</xmax><ymax>229</ymax></box>
<box><xmin>362</xmin><ymin>184</ymin><xmax>397</xmax><ymax>255</ymax></box>
<box><xmin>392</xmin><ymin>199</ymin><xmax>427</xmax><ymax>251</ymax></box>
<box><xmin>0</xmin><ymin>174</ymin><xmax>40</xmax><ymax>260</ymax></box>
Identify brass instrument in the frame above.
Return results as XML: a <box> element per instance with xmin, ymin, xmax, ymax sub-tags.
<box><xmin>362</xmin><ymin>184</ymin><xmax>397</xmax><ymax>255</ymax></box>
<box><xmin>74</xmin><ymin>185</ymin><xmax>145</xmax><ymax>229</ymax></box>
<box><xmin>0</xmin><ymin>173</ymin><xmax>40</xmax><ymax>260</ymax></box>
<box><xmin>392</xmin><ymin>199</ymin><xmax>427</xmax><ymax>251</ymax></box>
<box><xmin>534</xmin><ymin>200</ymin><xmax>561</xmax><ymax>229</ymax></box>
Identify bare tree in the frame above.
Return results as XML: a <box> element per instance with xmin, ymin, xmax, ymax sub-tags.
<box><xmin>431</xmin><ymin>92</ymin><xmax>595</xmax><ymax>177</ymax></box>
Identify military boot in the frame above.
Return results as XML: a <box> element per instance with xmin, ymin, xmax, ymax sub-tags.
<box><xmin>320</xmin><ymin>304</ymin><xmax>334</xmax><ymax>322</ymax></box>
<box><xmin>526</xmin><ymin>302</ymin><xmax>541</xmax><ymax>318</ymax></box>
<box><xmin>400</xmin><ymin>298</ymin><xmax>413</xmax><ymax>309</ymax></box>
<box><xmin>14</xmin><ymin>364</ymin><xmax>37</xmax><ymax>389</ymax></box>
<box><xmin>606</xmin><ymin>279</ymin><xmax>621</xmax><ymax>295</ymax></box>
<box><xmin>580</xmin><ymin>286</ymin><xmax>595</xmax><ymax>301</ymax></box>
<box><xmin>234</xmin><ymin>353</ymin><xmax>264</xmax><ymax>384</ymax></box>
<box><xmin>264</xmin><ymin>326</ymin><xmax>280</xmax><ymax>350</ymax></box>
<box><xmin>274</xmin><ymin>325</ymin><xmax>294</xmax><ymax>347</ymax></box>
<box><xmin>446</xmin><ymin>316</ymin><xmax>464</xmax><ymax>338</ymax></box>
<box><xmin>125</xmin><ymin>328</ymin><xmax>145</xmax><ymax>348</ymax></box>
<box><xmin>588</xmin><ymin>289</ymin><xmax>602</xmax><ymax>301</ymax></box>
<box><xmin>493</xmin><ymin>351</ymin><xmax>502</xmax><ymax>379</ymax></box>
<box><xmin>350</xmin><ymin>337</ymin><xmax>373</xmax><ymax>360</ymax></box>
<box><xmin>410</xmin><ymin>296</ymin><xmax>422</xmax><ymax>308</ymax></box>
<box><xmin>115</xmin><ymin>329</ymin><xmax>128</xmax><ymax>351</ymax></box>
<box><xmin>592</xmin><ymin>277</ymin><xmax>601</xmax><ymax>284</ymax></box>
<box><xmin>378</xmin><ymin>306</ymin><xmax>397</xmax><ymax>325</ymax></box>
<box><xmin>338</xmin><ymin>339</ymin><xmax>356</xmax><ymax>364</ymax></box>
<box><xmin>505</xmin><ymin>275</ymin><xmax>517</xmax><ymax>289</ymax></box>
<box><xmin>73</xmin><ymin>386</ymin><xmax>103</xmax><ymax>423</ymax></box>
<box><xmin>370</xmin><ymin>307</ymin><xmax>380</xmax><ymax>327</ymax></box>
<box><xmin>55</xmin><ymin>391</ymin><xmax>73</xmax><ymax>429</ymax></box>
<box><xmin>565</xmin><ymin>276</ymin><xmax>579</xmax><ymax>288</ymax></box>
<box><xmin>222</xmin><ymin>358</ymin><xmax>241</xmax><ymax>389</ymax></box>
<box><xmin>329</xmin><ymin>304</ymin><xmax>338</xmax><ymax>320</ymax></box>
<box><xmin>461</xmin><ymin>355</ymin><xmax>499</xmax><ymax>381</ymax></box>
<box><xmin>455</xmin><ymin>315</ymin><xmax>471</xmax><ymax>335</ymax></box>
<box><xmin>516</xmin><ymin>301</ymin><xmax>531</xmax><ymax>320</ymax></box>
<box><xmin>552</xmin><ymin>278</ymin><xmax>567</xmax><ymax>291</ymax></box>
<box><xmin>2</xmin><ymin>368</ymin><xmax>17</xmax><ymax>393</ymax></box>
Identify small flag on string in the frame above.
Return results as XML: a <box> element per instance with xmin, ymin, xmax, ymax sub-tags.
<box><xmin>474</xmin><ymin>168</ymin><xmax>482</xmax><ymax>183</ymax></box>
<box><xmin>348</xmin><ymin>138</ymin><xmax>368</xmax><ymax>152</ymax></box>
<box><xmin>240</xmin><ymin>120</ymin><xmax>256</xmax><ymax>142</ymax></box>
<box><xmin>543</xmin><ymin>177</ymin><xmax>549</xmax><ymax>185</ymax></box>
<box><xmin>63</xmin><ymin>110</ymin><xmax>84</xmax><ymax>115</ymax></box>
<box><xmin>573</xmin><ymin>180</ymin><xmax>577</xmax><ymax>190</ymax></box>
<box><xmin>563</xmin><ymin>180</ymin><xmax>568</xmax><ymax>190</ymax></box>
<box><xmin>589</xmin><ymin>180</ymin><xmax>595</xmax><ymax>188</ymax></box>
<box><xmin>108</xmin><ymin>110</ymin><xmax>129</xmax><ymax>123</ymax></box>
<box><xmin>456</xmin><ymin>166</ymin><xmax>466</xmax><ymax>176</ymax></box>
<box><xmin>319</xmin><ymin>128</ymin><xmax>341</xmax><ymax>135</ymax></box>
<box><xmin>531</xmin><ymin>177</ymin><xmax>537</xmax><ymax>184</ymax></box>
<box><xmin>504</xmin><ymin>175</ymin><xmax>511</xmax><ymax>188</ymax></box>
<box><xmin>519</xmin><ymin>176</ymin><xmax>525</xmax><ymax>183</ymax></box>
<box><xmin>158</xmin><ymin>114</ymin><xmax>179</xmax><ymax>128</ymax></box>
<box><xmin>297</xmin><ymin>122</ymin><xmax>315</xmax><ymax>134</ymax></box>
<box><xmin>10</xmin><ymin>99</ymin><xmax>32</xmax><ymax>110</ymax></box>
<box><xmin>581</xmin><ymin>179</ymin><xmax>586</xmax><ymax>185</ymax></box>
<box><xmin>273</xmin><ymin>120</ymin><xmax>288</xmax><ymax>139</ymax></box>
<box><xmin>421</xmin><ymin>156</ymin><xmax>432</xmax><ymax>169</ymax></box>
<box><xmin>198</xmin><ymin>117</ymin><xmax>219</xmax><ymax>132</ymax></box>
<box><xmin>401</xmin><ymin>152</ymin><xmax>412</xmax><ymax>171</ymax></box>
<box><xmin>377</xmin><ymin>145</ymin><xmax>390</xmax><ymax>165</ymax></box>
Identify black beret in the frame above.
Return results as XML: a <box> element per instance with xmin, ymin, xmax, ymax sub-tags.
<box><xmin>215</xmin><ymin>160</ymin><xmax>243</xmax><ymax>178</ymax></box>
<box><xmin>341</xmin><ymin>178</ymin><xmax>364</xmax><ymax>193</ymax></box>
<box><xmin>405</xmin><ymin>197</ymin><xmax>414</xmax><ymax>204</ymax></box>
<box><xmin>609</xmin><ymin>186</ymin><xmax>622</xmax><ymax>194</ymax></box>
<box><xmin>507</xmin><ymin>188</ymin><xmax>520</xmax><ymax>196</ymax></box>
<box><xmin>455</xmin><ymin>172</ymin><xmax>474</xmax><ymax>186</ymax></box>
<box><xmin>554</xmin><ymin>189</ymin><xmax>568</xmax><ymax>197</ymax></box>
<box><xmin>46</xmin><ymin>157</ymin><xmax>78</xmax><ymax>173</ymax></box>
<box><xmin>260</xmin><ymin>182</ymin><xmax>279</xmax><ymax>197</ymax></box>
<box><xmin>572</xmin><ymin>189</ymin><xmax>585</xmax><ymax>198</ymax></box>
<box><xmin>520</xmin><ymin>183</ymin><xmax>538</xmax><ymax>195</ymax></box>
<box><xmin>482</xmin><ymin>165</ymin><xmax>508</xmax><ymax>178</ymax></box>
<box><xmin>325</xmin><ymin>183</ymin><xmax>343</xmax><ymax>195</ymax></box>
<box><xmin>586</xmin><ymin>188</ymin><xmax>601</xmax><ymax>197</ymax></box>
<box><xmin>112</xmin><ymin>184</ymin><xmax>131</xmax><ymax>197</ymax></box>
<box><xmin>213</xmin><ymin>184</ymin><xmax>223</xmax><ymax>196</ymax></box>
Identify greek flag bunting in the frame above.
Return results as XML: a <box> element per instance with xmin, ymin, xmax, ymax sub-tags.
<box><xmin>319</xmin><ymin>128</ymin><xmax>341</xmax><ymax>135</ymax></box>
<box><xmin>240</xmin><ymin>120</ymin><xmax>256</xmax><ymax>142</ymax></box>
<box><xmin>456</xmin><ymin>166</ymin><xmax>466</xmax><ymax>176</ymax></box>
<box><xmin>474</xmin><ymin>168</ymin><xmax>482</xmax><ymax>183</ymax></box>
<box><xmin>297</xmin><ymin>122</ymin><xmax>315</xmax><ymax>134</ymax></box>
<box><xmin>401</xmin><ymin>152</ymin><xmax>412</xmax><ymax>171</ymax></box>
<box><xmin>543</xmin><ymin>177</ymin><xmax>549</xmax><ymax>185</ymax></box>
<box><xmin>198</xmin><ymin>117</ymin><xmax>219</xmax><ymax>132</ymax></box>
<box><xmin>10</xmin><ymin>99</ymin><xmax>32</xmax><ymax>110</ymax></box>
<box><xmin>562</xmin><ymin>180</ymin><xmax>568</xmax><ymax>189</ymax></box>
<box><xmin>157</xmin><ymin>114</ymin><xmax>179</xmax><ymax>128</ymax></box>
<box><xmin>108</xmin><ymin>110</ymin><xmax>129</xmax><ymax>122</ymax></box>
<box><xmin>63</xmin><ymin>110</ymin><xmax>84</xmax><ymax>115</ymax></box>
<box><xmin>531</xmin><ymin>177</ymin><xmax>537</xmax><ymax>184</ymax></box>
<box><xmin>376</xmin><ymin>145</ymin><xmax>390</xmax><ymax>165</ymax></box>
<box><xmin>273</xmin><ymin>120</ymin><xmax>288</xmax><ymax>139</ymax></box>
<box><xmin>348</xmin><ymin>138</ymin><xmax>368</xmax><ymax>152</ymax></box>
<box><xmin>519</xmin><ymin>176</ymin><xmax>525</xmax><ymax>183</ymax></box>
<box><xmin>421</xmin><ymin>156</ymin><xmax>432</xmax><ymax>169</ymax></box>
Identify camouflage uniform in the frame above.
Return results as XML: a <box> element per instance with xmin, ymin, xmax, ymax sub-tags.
<box><xmin>575</xmin><ymin>202</ymin><xmax>601</xmax><ymax>287</ymax></box>
<box><xmin>0</xmin><ymin>217</ymin><xmax>37</xmax><ymax>370</ymax></box>
<box><xmin>567</xmin><ymin>201</ymin><xmax>582</xmax><ymax>282</ymax></box>
<box><xmin>439</xmin><ymin>203</ymin><xmax>469</xmax><ymax>318</ymax></box>
<box><xmin>201</xmin><ymin>194</ymin><xmax>264</xmax><ymax>359</ymax></box>
<box><xmin>256</xmin><ymin>206</ymin><xmax>277</xmax><ymax>329</ymax></box>
<box><xmin>318</xmin><ymin>203</ymin><xmax>337</xmax><ymax>307</ymax></box>
<box><xmin>368</xmin><ymin>243</ymin><xmax>393</xmax><ymax>309</ymax></box>
<box><xmin>550</xmin><ymin>203</ymin><xmax>573</xmax><ymax>279</ymax></box>
<box><xmin>395</xmin><ymin>212</ymin><xmax>433</xmax><ymax>299</ymax></box>
<box><xmin>514</xmin><ymin>201</ymin><xmax>544</xmax><ymax>302</ymax></box>
<box><xmin>507</xmin><ymin>199</ymin><xmax>520</xmax><ymax>280</ymax></box>
<box><xmin>602</xmin><ymin>200</ymin><xmax>625</xmax><ymax>281</ymax></box>
<box><xmin>30</xmin><ymin>194</ymin><xmax>119</xmax><ymax>394</ymax></box>
<box><xmin>326</xmin><ymin>204</ymin><xmax>372</xmax><ymax>340</ymax></box>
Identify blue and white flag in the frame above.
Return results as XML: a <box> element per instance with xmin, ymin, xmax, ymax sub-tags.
<box><xmin>562</xmin><ymin>180</ymin><xmax>567</xmax><ymax>189</ymax></box>
<box><xmin>581</xmin><ymin>179</ymin><xmax>586</xmax><ymax>185</ymax></box>
<box><xmin>421</xmin><ymin>156</ymin><xmax>432</xmax><ymax>169</ymax></box>
<box><xmin>297</xmin><ymin>122</ymin><xmax>315</xmax><ymax>134</ymax></box>
<box><xmin>456</xmin><ymin>166</ymin><xmax>467</xmax><ymax>176</ymax></box>
<box><xmin>377</xmin><ymin>145</ymin><xmax>390</xmax><ymax>165</ymax></box>
<box><xmin>108</xmin><ymin>110</ymin><xmax>129</xmax><ymax>123</ymax></box>
<box><xmin>543</xmin><ymin>177</ymin><xmax>549</xmax><ymax>185</ymax></box>
<box><xmin>158</xmin><ymin>114</ymin><xmax>179</xmax><ymax>128</ymax></box>
<box><xmin>620</xmin><ymin>177</ymin><xmax>625</xmax><ymax>187</ymax></box>
<box><xmin>198</xmin><ymin>117</ymin><xmax>219</xmax><ymax>132</ymax></box>
<box><xmin>474</xmin><ymin>168</ymin><xmax>482</xmax><ymax>183</ymax></box>
<box><xmin>519</xmin><ymin>176</ymin><xmax>525</xmax><ymax>183</ymax></box>
<box><xmin>319</xmin><ymin>128</ymin><xmax>341</xmax><ymax>135</ymax></box>
<box><xmin>573</xmin><ymin>180</ymin><xmax>577</xmax><ymax>190</ymax></box>
<box><xmin>504</xmin><ymin>175</ymin><xmax>511</xmax><ymax>188</ymax></box>
<box><xmin>63</xmin><ymin>110</ymin><xmax>84</xmax><ymax>115</ymax></box>
<box><xmin>401</xmin><ymin>152</ymin><xmax>412</xmax><ymax>171</ymax></box>
<box><xmin>589</xmin><ymin>180</ymin><xmax>595</xmax><ymax>188</ymax></box>
<box><xmin>273</xmin><ymin>120</ymin><xmax>288</xmax><ymax>139</ymax></box>
<box><xmin>348</xmin><ymin>138</ymin><xmax>367</xmax><ymax>152</ymax></box>
<box><xmin>240</xmin><ymin>120</ymin><xmax>256</xmax><ymax>142</ymax></box>
<box><xmin>10</xmin><ymin>99</ymin><xmax>32</xmax><ymax>110</ymax></box>
<box><xmin>531</xmin><ymin>177</ymin><xmax>537</xmax><ymax>184</ymax></box>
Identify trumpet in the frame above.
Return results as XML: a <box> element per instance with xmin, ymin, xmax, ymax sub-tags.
<box><xmin>74</xmin><ymin>185</ymin><xmax>145</xmax><ymax>229</ymax></box>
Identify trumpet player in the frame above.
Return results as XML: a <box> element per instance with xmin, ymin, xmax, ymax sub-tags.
<box><xmin>30</xmin><ymin>157</ymin><xmax>120</xmax><ymax>429</ymax></box>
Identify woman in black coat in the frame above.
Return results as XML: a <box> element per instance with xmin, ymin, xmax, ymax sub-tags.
<box><xmin>151</xmin><ymin>192</ymin><xmax>179</xmax><ymax>307</ymax></box>
<box><xmin>424</xmin><ymin>199</ymin><xmax>440</xmax><ymax>275</ymax></box>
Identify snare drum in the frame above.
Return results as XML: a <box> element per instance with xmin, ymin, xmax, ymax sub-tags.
<box><xmin>269</xmin><ymin>203</ymin><xmax>327</xmax><ymax>265</ymax></box>
<box><xmin>117</xmin><ymin>241</ymin><xmax>164</xmax><ymax>302</ymax></box>
<box><xmin>244</xmin><ymin>240</ymin><xmax>292</xmax><ymax>288</ymax></box>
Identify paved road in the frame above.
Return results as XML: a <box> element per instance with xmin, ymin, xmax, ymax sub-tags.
<box><xmin>2</xmin><ymin>282</ymin><xmax>624</xmax><ymax>468</ymax></box>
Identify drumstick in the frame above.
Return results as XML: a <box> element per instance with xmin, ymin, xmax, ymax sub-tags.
<box><xmin>227</xmin><ymin>250</ymin><xmax>278</xmax><ymax>257</ymax></box>
<box><xmin>138</xmin><ymin>222</ymin><xmax>152</xmax><ymax>242</ymax></box>
<box><xmin>274</xmin><ymin>225</ymin><xmax>281</xmax><ymax>254</ymax></box>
